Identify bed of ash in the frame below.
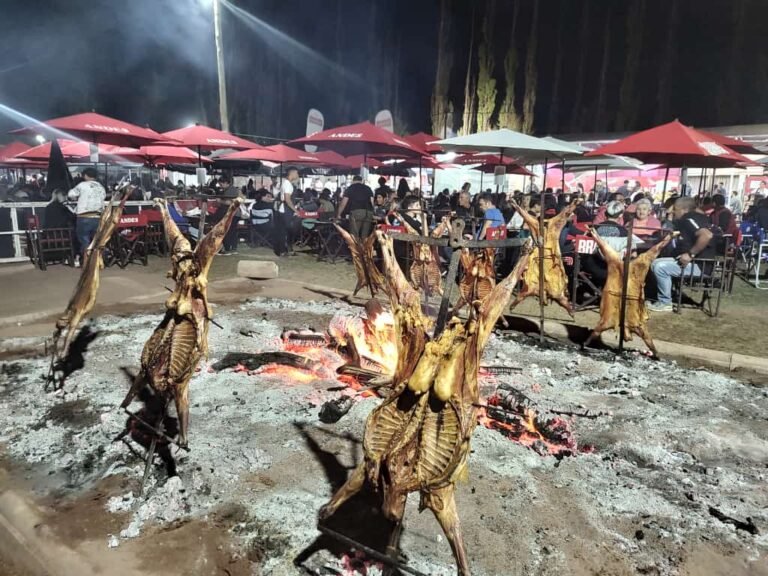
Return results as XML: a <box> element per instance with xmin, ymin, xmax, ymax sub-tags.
<box><xmin>0</xmin><ymin>297</ymin><xmax>767</xmax><ymax>576</ymax></box>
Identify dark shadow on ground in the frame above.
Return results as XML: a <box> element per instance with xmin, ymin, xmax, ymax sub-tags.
<box><xmin>293</xmin><ymin>422</ymin><xmax>404</xmax><ymax>574</ymax></box>
<box><xmin>51</xmin><ymin>324</ymin><xmax>100</xmax><ymax>387</ymax></box>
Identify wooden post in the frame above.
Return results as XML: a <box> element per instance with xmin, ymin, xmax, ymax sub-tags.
<box><xmin>618</xmin><ymin>221</ymin><xmax>634</xmax><ymax>353</ymax></box>
<box><xmin>538</xmin><ymin>157</ymin><xmax>548</xmax><ymax>343</ymax></box>
<box><xmin>660</xmin><ymin>165</ymin><xmax>670</xmax><ymax>204</ymax></box>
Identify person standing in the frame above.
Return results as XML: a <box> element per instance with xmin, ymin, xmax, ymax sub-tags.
<box><xmin>396</xmin><ymin>177</ymin><xmax>411</xmax><ymax>200</ymax></box>
<box><xmin>337</xmin><ymin>175</ymin><xmax>374</xmax><ymax>239</ymax></box>
<box><xmin>67</xmin><ymin>167</ymin><xmax>105</xmax><ymax>262</ymax></box>
<box><xmin>272</xmin><ymin>168</ymin><xmax>299</xmax><ymax>257</ymax></box>
<box><xmin>729</xmin><ymin>190</ymin><xmax>743</xmax><ymax>218</ymax></box>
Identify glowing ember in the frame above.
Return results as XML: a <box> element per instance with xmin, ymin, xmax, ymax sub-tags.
<box><xmin>478</xmin><ymin>396</ymin><xmax>587</xmax><ymax>457</ymax></box>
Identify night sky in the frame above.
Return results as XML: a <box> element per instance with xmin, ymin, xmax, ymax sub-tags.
<box><xmin>1</xmin><ymin>0</ymin><xmax>767</xmax><ymax>143</ymax></box>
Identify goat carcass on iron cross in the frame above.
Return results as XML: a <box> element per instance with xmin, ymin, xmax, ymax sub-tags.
<box><xmin>319</xmin><ymin>231</ymin><xmax>532</xmax><ymax>576</ymax></box>
<box><xmin>121</xmin><ymin>197</ymin><xmax>242</xmax><ymax>448</ymax></box>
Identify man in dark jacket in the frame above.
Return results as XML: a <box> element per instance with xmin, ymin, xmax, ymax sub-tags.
<box><xmin>649</xmin><ymin>197</ymin><xmax>714</xmax><ymax>312</ymax></box>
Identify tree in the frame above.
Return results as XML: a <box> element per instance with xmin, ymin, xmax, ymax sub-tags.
<box><xmin>475</xmin><ymin>0</ymin><xmax>498</xmax><ymax>132</ymax></box>
<box><xmin>594</xmin><ymin>9</ymin><xmax>613</xmax><ymax>130</ymax></box>
<box><xmin>521</xmin><ymin>0</ymin><xmax>540</xmax><ymax>134</ymax></box>
<box><xmin>568</xmin><ymin>1</ymin><xmax>591</xmax><ymax>132</ymax></box>
<box><xmin>497</xmin><ymin>1</ymin><xmax>521</xmax><ymax>131</ymax></box>
<box><xmin>616</xmin><ymin>0</ymin><xmax>647</xmax><ymax>131</ymax></box>
<box><xmin>431</xmin><ymin>0</ymin><xmax>455</xmax><ymax>138</ymax></box>
<box><xmin>717</xmin><ymin>0</ymin><xmax>747</xmax><ymax>124</ymax></box>
<box><xmin>654</xmin><ymin>0</ymin><xmax>679</xmax><ymax>124</ymax></box>
<box><xmin>547</xmin><ymin>1</ymin><xmax>568</xmax><ymax>133</ymax></box>
<box><xmin>460</xmin><ymin>3</ymin><xmax>478</xmax><ymax>135</ymax></box>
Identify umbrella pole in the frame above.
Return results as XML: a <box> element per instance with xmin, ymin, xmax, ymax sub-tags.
<box><xmin>711</xmin><ymin>168</ymin><xmax>717</xmax><ymax>195</ymax></box>
<box><xmin>480</xmin><ymin>170</ymin><xmax>483</xmax><ymax>192</ymax></box>
<box><xmin>661</xmin><ymin>166</ymin><xmax>670</xmax><ymax>205</ymax></box>
<box><xmin>561</xmin><ymin>158</ymin><xmax>565</xmax><ymax>196</ymax></box>
<box><xmin>197</xmin><ymin>145</ymin><xmax>202</xmax><ymax>168</ymax></box>
<box><xmin>618</xmin><ymin>220</ymin><xmax>634</xmax><ymax>354</ymax></box>
<box><xmin>419</xmin><ymin>157</ymin><xmax>423</xmax><ymax>198</ymax></box>
<box><xmin>496</xmin><ymin>148</ymin><xmax>503</xmax><ymax>196</ymax></box>
<box><xmin>538</xmin><ymin>157</ymin><xmax>548</xmax><ymax>344</ymax></box>
<box><xmin>593</xmin><ymin>165</ymin><xmax>598</xmax><ymax>201</ymax></box>
<box><xmin>697</xmin><ymin>168</ymin><xmax>704</xmax><ymax>196</ymax></box>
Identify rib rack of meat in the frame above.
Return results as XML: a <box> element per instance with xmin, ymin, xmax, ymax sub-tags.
<box><xmin>583</xmin><ymin>229</ymin><xmax>678</xmax><ymax>357</ymax></box>
<box><xmin>319</xmin><ymin>231</ymin><xmax>532</xmax><ymax>576</ymax></box>
<box><xmin>120</xmin><ymin>198</ymin><xmax>242</xmax><ymax>448</ymax></box>
<box><xmin>46</xmin><ymin>187</ymin><xmax>132</xmax><ymax>389</ymax></box>
<box><xmin>508</xmin><ymin>199</ymin><xmax>579</xmax><ymax>315</ymax></box>
<box><xmin>454</xmin><ymin>248</ymin><xmax>496</xmax><ymax>312</ymax></box>
<box><xmin>334</xmin><ymin>225</ymin><xmax>385</xmax><ymax>297</ymax></box>
<box><xmin>401</xmin><ymin>216</ymin><xmax>445</xmax><ymax>298</ymax></box>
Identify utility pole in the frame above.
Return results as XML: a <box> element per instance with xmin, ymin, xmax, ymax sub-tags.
<box><xmin>213</xmin><ymin>0</ymin><xmax>229</xmax><ymax>132</ymax></box>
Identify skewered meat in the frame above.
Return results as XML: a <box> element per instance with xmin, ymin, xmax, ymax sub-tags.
<box><xmin>319</xmin><ymin>231</ymin><xmax>532</xmax><ymax>576</ymax></box>
<box><xmin>454</xmin><ymin>248</ymin><xmax>496</xmax><ymax>312</ymax></box>
<box><xmin>335</xmin><ymin>225</ymin><xmax>385</xmax><ymax>297</ymax></box>
<box><xmin>400</xmin><ymin>217</ymin><xmax>444</xmax><ymax>297</ymax></box>
<box><xmin>47</xmin><ymin>187</ymin><xmax>132</xmax><ymax>389</ymax></box>
<box><xmin>120</xmin><ymin>198</ymin><xmax>242</xmax><ymax>448</ymax></box>
<box><xmin>508</xmin><ymin>199</ymin><xmax>579</xmax><ymax>316</ymax></box>
<box><xmin>584</xmin><ymin>229</ymin><xmax>678</xmax><ymax>357</ymax></box>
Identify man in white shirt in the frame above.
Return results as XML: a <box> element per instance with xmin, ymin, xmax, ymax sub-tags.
<box><xmin>271</xmin><ymin>168</ymin><xmax>298</xmax><ymax>256</ymax></box>
<box><xmin>68</xmin><ymin>167</ymin><xmax>106</xmax><ymax>259</ymax></box>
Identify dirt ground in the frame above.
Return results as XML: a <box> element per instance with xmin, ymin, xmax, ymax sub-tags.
<box><xmin>0</xmin><ymin>297</ymin><xmax>766</xmax><ymax>576</ymax></box>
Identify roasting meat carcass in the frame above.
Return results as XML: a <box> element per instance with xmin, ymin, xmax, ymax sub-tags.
<box><xmin>120</xmin><ymin>197</ymin><xmax>242</xmax><ymax>448</ymax></box>
<box><xmin>319</xmin><ymin>231</ymin><xmax>532</xmax><ymax>576</ymax></box>
<box><xmin>401</xmin><ymin>217</ymin><xmax>446</xmax><ymax>297</ymax></box>
<box><xmin>335</xmin><ymin>225</ymin><xmax>385</xmax><ymax>297</ymax></box>
<box><xmin>508</xmin><ymin>199</ymin><xmax>579</xmax><ymax>315</ymax></box>
<box><xmin>47</xmin><ymin>187</ymin><xmax>132</xmax><ymax>389</ymax></box>
<box><xmin>454</xmin><ymin>248</ymin><xmax>496</xmax><ymax>312</ymax></box>
<box><xmin>584</xmin><ymin>229</ymin><xmax>678</xmax><ymax>357</ymax></box>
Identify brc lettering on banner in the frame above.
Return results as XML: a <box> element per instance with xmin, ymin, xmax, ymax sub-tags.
<box><xmin>576</xmin><ymin>237</ymin><xmax>597</xmax><ymax>254</ymax></box>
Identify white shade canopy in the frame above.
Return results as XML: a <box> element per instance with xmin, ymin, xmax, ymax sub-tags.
<box><xmin>559</xmin><ymin>155</ymin><xmax>644</xmax><ymax>172</ymax></box>
<box><xmin>431</xmin><ymin>129</ymin><xmax>582</xmax><ymax>160</ymax></box>
<box><xmin>542</xmin><ymin>136</ymin><xmax>589</xmax><ymax>154</ymax></box>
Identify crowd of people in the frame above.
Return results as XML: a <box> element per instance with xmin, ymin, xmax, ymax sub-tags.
<box><xmin>13</xmin><ymin>164</ymin><xmax>768</xmax><ymax>312</ymax></box>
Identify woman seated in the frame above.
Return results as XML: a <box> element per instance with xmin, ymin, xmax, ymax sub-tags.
<box><xmin>627</xmin><ymin>198</ymin><xmax>661</xmax><ymax>240</ymax></box>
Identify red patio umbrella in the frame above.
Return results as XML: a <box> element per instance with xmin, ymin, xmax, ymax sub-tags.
<box><xmin>585</xmin><ymin>120</ymin><xmax>756</xmax><ymax>168</ymax></box>
<box><xmin>139</xmin><ymin>145</ymin><xmax>212</xmax><ymax>165</ymax></box>
<box><xmin>10</xmin><ymin>112</ymin><xmax>171</xmax><ymax>147</ymax></box>
<box><xmin>406</xmin><ymin>132</ymin><xmax>444</xmax><ymax>154</ymax></box>
<box><xmin>162</xmin><ymin>123</ymin><xmax>262</xmax><ymax>166</ymax></box>
<box><xmin>16</xmin><ymin>139</ymin><xmax>119</xmax><ymax>161</ymax></box>
<box><xmin>220</xmin><ymin>144</ymin><xmax>322</xmax><ymax>164</ymax></box>
<box><xmin>0</xmin><ymin>141</ymin><xmax>31</xmax><ymax>161</ymax></box>
<box><xmin>452</xmin><ymin>153</ymin><xmax>533</xmax><ymax>175</ymax></box>
<box><xmin>287</xmin><ymin>122</ymin><xmax>427</xmax><ymax>159</ymax></box>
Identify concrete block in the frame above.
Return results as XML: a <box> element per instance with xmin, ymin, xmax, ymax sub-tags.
<box><xmin>237</xmin><ymin>260</ymin><xmax>279</xmax><ymax>280</ymax></box>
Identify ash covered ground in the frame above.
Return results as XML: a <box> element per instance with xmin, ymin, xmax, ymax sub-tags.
<box><xmin>1</xmin><ymin>298</ymin><xmax>767</xmax><ymax>576</ymax></box>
